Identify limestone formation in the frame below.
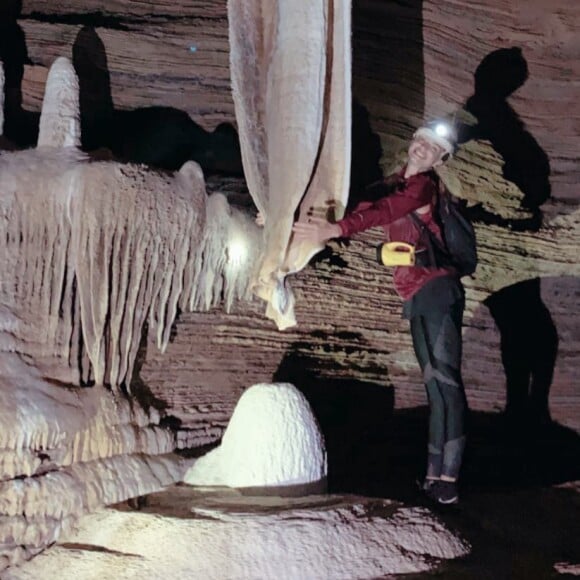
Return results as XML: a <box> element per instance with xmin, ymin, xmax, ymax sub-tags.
<box><xmin>3</xmin><ymin>488</ymin><xmax>470</xmax><ymax>579</ymax></box>
<box><xmin>0</xmin><ymin>55</ymin><xmax>261</xmax><ymax>570</ymax></box>
<box><xmin>184</xmin><ymin>383</ymin><xmax>327</xmax><ymax>492</ymax></box>
<box><xmin>1</xmin><ymin>0</ymin><xmax>578</xmax><ymax>574</ymax></box>
<box><xmin>229</xmin><ymin>0</ymin><xmax>352</xmax><ymax>329</ymax></box>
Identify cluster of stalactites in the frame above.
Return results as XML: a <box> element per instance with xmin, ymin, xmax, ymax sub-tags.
<box><xmin>0</xmin><ymin>57</ymin><xmax>261</xmax><ymax>392</ymax></box>
<box><xmin>0</xmin><ymin>152</ymin><xmax>260</xmax><ymax>392</ymax></box>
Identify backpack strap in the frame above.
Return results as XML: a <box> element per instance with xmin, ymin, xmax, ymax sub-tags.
<box><xmin>409</xmin><ymin>212</ymin><xmax>437</xmax><ymax>267</ymax></box>
<box><xmin>409</xmin><ymin>208</ymin><xmax>451</xmax><ymax>268</ymax></box>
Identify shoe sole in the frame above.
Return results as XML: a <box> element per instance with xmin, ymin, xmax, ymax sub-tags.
<box><xmin>437</xmin><ymin>496</ymin><xmax>459</xmax><ymax>505</ymax></box>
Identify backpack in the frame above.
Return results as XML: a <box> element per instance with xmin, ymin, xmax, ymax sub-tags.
<box><xmin>410</xmin><ymin>179</ymin><xmax>478</xmax><ymax>277</ymax></box>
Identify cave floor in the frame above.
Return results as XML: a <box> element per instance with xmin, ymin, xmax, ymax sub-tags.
<box><xmin>5</xmin><ymin>409</ymin><xmax>580</xmax><ymax>579</ymax></box>
<box><xmin>4</xmin><ymin>480</ymin><xmax>579</xmax><ymax>580</ymax></box>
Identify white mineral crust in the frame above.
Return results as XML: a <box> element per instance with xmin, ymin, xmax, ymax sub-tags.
<box><xmin>184</xmin><ymin>382</ymin><xmax>327</xmax><ymax>490</ymax></box>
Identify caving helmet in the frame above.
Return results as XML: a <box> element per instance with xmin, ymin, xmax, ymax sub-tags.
<box><xmin>413</xmin><ymin>120</ymin><xmax>458</xmax><ymax>158</ymax></box>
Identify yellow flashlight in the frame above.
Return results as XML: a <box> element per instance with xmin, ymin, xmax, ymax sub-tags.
<box><xmin>376</xmin><ymin>242</ymin><xmax>416</xmax><ymax>266</ymax></box>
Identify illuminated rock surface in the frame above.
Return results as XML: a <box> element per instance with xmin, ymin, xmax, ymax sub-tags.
<box><xmin>0</xmin><ymin>53</ymin><xmax>259</xmax><ymax>570</ymax></box>
<box><xmin>3</xmin><ymin>487</ymin><xmax>470</xmax><ymax>579</ymax></box>
<box><xmin>0</xmin><ymin>0</ymin><xmax>578</xmax><ymax>576</ymax></box>
<box><xmin>184</xmin><ymin>383</ymin><xmax>327</xmax><ymax>491</ymax></box>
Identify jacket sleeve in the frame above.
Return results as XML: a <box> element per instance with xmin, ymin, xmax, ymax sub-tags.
<box><xmin>337</xmin><ymin>174</ymin><xmax>437</xmax><ymax>238</ymax></box>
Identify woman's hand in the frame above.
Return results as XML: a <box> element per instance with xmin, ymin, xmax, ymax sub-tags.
<box><xmin>292</xmin><ymin>216</ymin><xmax>341</xmax><ymax>244</ymax></box>
<box><xmin>255</xmin><ymin>211</ymin><xmax>265</xmax><ymax>227</ymax></box>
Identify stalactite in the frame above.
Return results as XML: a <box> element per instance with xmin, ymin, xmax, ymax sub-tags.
<box><xmin>228</xmin><ymin>0</ymin><xmax>352</xmax><ymax>329</ymax></box>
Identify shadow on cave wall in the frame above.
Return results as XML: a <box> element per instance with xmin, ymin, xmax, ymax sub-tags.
<box><xmin>73</xmin><ymin>26</ymin><xmax>243</xmax><ymax>174</ymax></box>
<box><xmin>0</xmin><ymin>0</ymin><xmax>39</xmax><ymax>146</ymax></box>
<box><xmin>352</xmin><ymin>0</ymin><xmax>425</xmax><ymax>147</ymax></box>
<box><xmin>461</xmin><ymin>47</ymin><xmax>551</xmax><ymax>223</ymax></box>
<box><xmin>348</xmin><ymin>0</ymin><xmax>425</xmax><ymax>207</ymax></box>
<box><xmin>349</xmin><ymin>98</ymin><xmax>383</xmax><ymax>200</ymax></box>
<box><xmin>274</xmin><ymin>344</ymin><xmax>580</xmax><ymax>503</ymax></box>
<box><xmin>1</xmin><ymin>21</ymin><xmax>244</xmax><ymax>175</ymax></box>
<box><xmin>483</xmin><ymin>278</ymin><xmax>558</xmax><ymax>427</ymax></box>
<box><xmin>130</xmin><ymin>322</ymin><xmax>184</xmax><ymax>433</ymax></box>
<box><xmin>457</xmin><ymin>48</ymin><xmax>561</xmax><ymax>429</ymax></box>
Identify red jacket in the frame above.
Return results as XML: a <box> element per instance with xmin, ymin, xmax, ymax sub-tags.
<box><xmin>337</xmin><ymin>167</ymin><xmax>456</xmax><ymax>301</ymax></box>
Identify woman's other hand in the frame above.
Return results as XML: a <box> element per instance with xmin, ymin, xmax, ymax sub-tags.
<box><xmin>292</xmin><ymin>216</ymin><xmax>341</xmax><ymax>244</ymax></box>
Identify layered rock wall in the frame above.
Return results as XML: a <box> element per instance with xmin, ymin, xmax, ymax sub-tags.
<box><xmin>0</xmin><ymin>354</ymin><xmax>185</xmax><ymax>570</ymax></box>
<box><xmin>8</xmin><ymin>0</ymin><xmax>580</xmax><ymax>442</ymax></box>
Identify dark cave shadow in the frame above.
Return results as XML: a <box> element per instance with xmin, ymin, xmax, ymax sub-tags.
<box><xmin>273</xmin><ymin>343</ymin><xmax>579</xmax><ymax>504</ymax></box>
<box><xmin>349</xmin><ymin>98</ymin><xmax>383</xmax><ymax>203</ymax></box>
<box><xmin>460</xmin><ymin>47</ymin><xmax>551</xmax><ymax>221</ymax></box>
<box><xmin>352</xmin><ymin>0</ymin><xmax>424</xmax><ymax>147</ymax></box>
<box><xmin>457</xmin><ymin>48</ymin><xmax>561</xmax><ymax>429</ymax></box>
<box><xmin>2</xmin><ymin>23</ymin><xmax>244</xmax><ymax>175</ymax></box>
<box><xmin>483</xmin><ymin>278</ymin><xmax>558</xmax><ymax>427</ymax></box>
<box><xmin>273</xmin><ymin>347</ymin><xmax>395</xmax><ymax>494</ymax></box>
<box><xmin>356</xmin><ymin>407</ymin><xmax>580</xmax><ymax>503</ymax></box>
<box><xmin>72</xmin><ymin>26</ymin><xmax>244</xmax><ymax>174</ymax></box>
<box><xmin>349</xmin><ymin>0</ymin><xmax>424</xmax><ymax>207</ymax></box>
<box><xmin>399</xmin><ymin>416</ymin><xmax>580</xmax><ymax>580</ymax></box>
<box><xmin>0</xmin><ymin>0</ymin><xmax>39</xmax><ymax>146</ymax></box>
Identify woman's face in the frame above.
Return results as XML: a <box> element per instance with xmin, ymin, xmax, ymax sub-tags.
<box><xmin>407</xmin><ymin>135</ymin><xmax>446</xmax><ymax>172</ymax></box>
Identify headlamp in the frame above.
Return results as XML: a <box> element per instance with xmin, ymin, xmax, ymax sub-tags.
<box><xmin>414</xmin><ymin>120</ymin><xmax>457</xmax><ymax>156</ymax></box>
<box><xmin>434</xmin><ymin>123</ymin><xmax>451</xmax><ymax>138</ymax></box>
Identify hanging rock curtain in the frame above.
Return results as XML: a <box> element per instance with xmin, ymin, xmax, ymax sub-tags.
<box><xmin>228</xmin><ymin>0</ymin><xmax>352</xmax><ymax>329</ymax></box>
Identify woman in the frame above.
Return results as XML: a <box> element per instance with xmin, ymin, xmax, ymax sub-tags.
<box><xmin>293</xmin><ymin>122</ymin><xmax>468</xmax><ymax>504</ymax></box>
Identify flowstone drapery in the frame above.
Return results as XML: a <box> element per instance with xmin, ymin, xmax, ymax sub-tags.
<box><xmin>0</xmin><ymin>57</ymin><xmax>259</xmax><ymax>391</ymax></box>
<box><xmin>229</xmin><ymin>0</ymin><xmax>352</xmax><ymax>329</ymax></box>
<box><xmin>0</xmin><ymin>56</ymin><xmax>261</xmax><ymax>570</ymax></box>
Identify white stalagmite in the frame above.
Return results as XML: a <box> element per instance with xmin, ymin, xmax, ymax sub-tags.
<box><xmin>184</xmin><ymin>383</ymin><xmax>327</xmax><ymax>492</ymax></box>
<box><xmin>228</xmin><ymin>0</ymin><xmax>352</xmax><ymax>329</ymax></box>
<box><xmin>37</xmin><ymin>57</ymin><xmax>81</xmax><ymax>148</ymax></box>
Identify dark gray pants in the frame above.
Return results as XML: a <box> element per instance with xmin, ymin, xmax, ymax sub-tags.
<box><xmin>409</xmin><ymin>297</ymin><xmax>467</xmax><ymax>480</ymax></box>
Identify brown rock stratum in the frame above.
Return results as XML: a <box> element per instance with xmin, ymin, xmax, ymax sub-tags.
<box><xmin>10</xmin><ymin>0</ymin><xmax>579</xmax><ymax>432</ymax></box>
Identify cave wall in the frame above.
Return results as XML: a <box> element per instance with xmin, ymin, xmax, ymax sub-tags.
<box><xmin>7</xmin><ymin>0</ymin><xmax>580</xmax><ymax>443</ymax></box>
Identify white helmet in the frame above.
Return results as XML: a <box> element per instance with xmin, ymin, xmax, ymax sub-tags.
<box><xmin>414</xmin><ymin>121</ymin><xmax>457</xmax><ymax>156</ymax></box>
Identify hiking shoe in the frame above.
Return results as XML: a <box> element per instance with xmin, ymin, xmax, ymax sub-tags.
<box><xmin>427</xmin><ymin>480</ymin><xmax>459</xmax><ymax>505</ymax></box>
<box><xmin>418</xmin><ymin>478</ymin><xmax>439</xmax><ymax>493</ymax></box>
